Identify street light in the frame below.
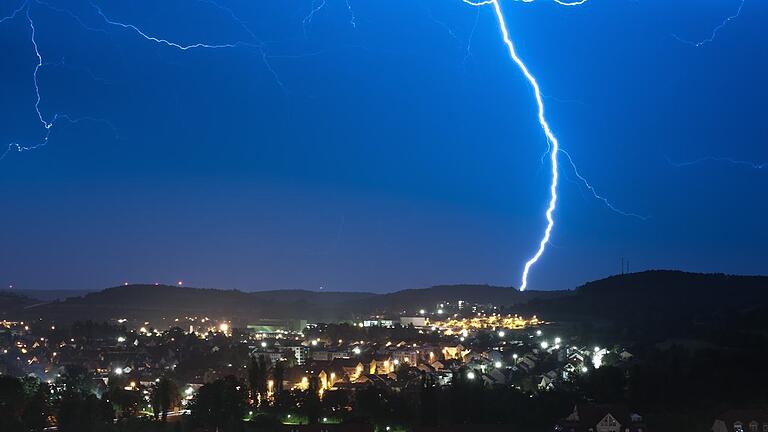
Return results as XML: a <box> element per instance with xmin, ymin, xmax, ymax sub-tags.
<box><xmin>467</xmin><ymin>371</ymin><xmax>476</xmax><ymax>380</ymax></box>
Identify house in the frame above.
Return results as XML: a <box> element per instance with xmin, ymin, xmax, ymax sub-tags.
<box><xmin>555</xmin><ymin>404</ymin><xmax>646</xmax><ymax>432</ymax></box>
<box><xmin>711</xmin><ymin>409</ymin><xmax>768</xmax><ymax>432</ymax></box>
<box><xmin>442</xmin><ymin>344</ymin><xmax>470</xmax><ymax>360</ymax></box>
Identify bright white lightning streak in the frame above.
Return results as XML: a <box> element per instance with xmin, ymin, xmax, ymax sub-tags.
<box><xmin>464</xmin><ymin>0</ymin><xmax>563</xmax><ymax>291</ymax></box>
<box><xmin>673</xmin><ymin>0</ymin><xmax>745</xmax><ymax>47</ymax></box>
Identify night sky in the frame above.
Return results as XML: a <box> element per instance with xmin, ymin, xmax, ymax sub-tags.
<box><xmin>1</xmin><ymin>0</ymin><xmax>766</xmax><ymax>292</ymax></box>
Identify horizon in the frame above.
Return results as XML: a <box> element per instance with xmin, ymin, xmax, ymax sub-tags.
<box><xmin>6</xmin><ymin>268</ymin><xmax>768</xmax><ymax>294</ymax></box>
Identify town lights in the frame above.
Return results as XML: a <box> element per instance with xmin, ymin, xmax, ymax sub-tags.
<box><xmin>185</xmin><ymin>387</ymin><xmax>194</xmax><ymax>396</ymax></box>
<box><xmin>419</xmin><ymin>309</ymin><xmax>426</xmax><ymax>315</ymax></box>
<box><xmin>353</xmin><ymin>347</ymin><xmax>361</xmax><ymax>355</ymax></box>
<box><xmin>540</xmin><ymin>341</ymin><xmax>549</xmax><ymax>349</ymax></box>
<box><xmin>467</xmin><ymin>371</ymin><xmax>476</xmax><ymax>380</ymax></box>
<box><xmin>535</xmin><ymin>330</ymin><xmax>542</xmax><ymax>336</ymax></box>
<box><xmin>117</xmin><ymin>336</ymin><xmax>126</xmax><ymax>343</ymax></box>
<box><xmin>554</xmin><ymin>337</ymin><xmax>562</xmax><ymax>344</ymax></box>
<box><xmin>494</xmin><ymin>361</ymin><xmax>502</xmax><ymax>368</ymax></box>
<box><xmin>114</xmin><ymin>367</ymin><xmax>123</xmax><ymax>375</ymax></box>
<box><xmin>261</xmin><ymin>341</ymin><xmax>267</xmax><ymax>348</ymax></box>
<box><xmin>219</xmin><ymin>323</ymin><xmax>229</xmax><ymax>333</ymax></box>
<box><xmin>498</xmin><ymin>331</ymin><xmax>505</xmax><ymax>338</ymax></box>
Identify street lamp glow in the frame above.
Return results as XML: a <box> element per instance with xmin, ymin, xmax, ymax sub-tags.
<box><xmin>535</xmin><ymin>330</ymin><xmax>542</xmax><ymax>336</ymax></box>
<box><xmin>498</xmin><ymin>331</ymin><xmax>505</xmax><ymax>338</ymax></box>
<box><xmin>494</xmin><ymin>361</ymin><xmax>502</xmax><ymax>368</ymax></box>
<box><xmin>117</xmin><ymin>336</ymin><xmax>126</xmax><ymax>343</ymax></box>
<box><xmin>554</xmin><ymin>337</ymin><xmax>562</xmax><ymax>344</ymax></box>
<box><xmin>540</xmin><ymin>341</ymin><xmax>549</xmax><ymax>349</ymax></box>
<box><xmin>114</xmin><ymin>367</ymin><xmax>123</xmax><ymax>375</ymax></box>
<box><xmin>512</xmin><ymin>353</ymin><xmax>518</xmax><ymax>359</ymax></box>
<box><xmin>353</xmin><ymin>347</ymin><xmax>361</xmax><ymax>355</ymax></box>
<box><xmin>467</xmin><ymin>371</ymin><xmax>476</xmax><ymax>380</ymax></box>
<box><xmin>594</xmin><ymin>346</ymin><xmax>601</xmax><ymax>352</ymax></box>
<box><xmin>437</xmin><ymin>309</ymin><xmax>444</xmax><ymax>314</ymax></box>
<box><xmin>219</xmin><ymin>323</ymin><xmax>229</xmax><ymax>333</ymax></box>
<box><xmin>185</xmin><ymin>387</ymin><xmax>194</xmax><ymax>395</ymax></box>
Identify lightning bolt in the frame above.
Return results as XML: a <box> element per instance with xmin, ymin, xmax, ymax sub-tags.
<box><xmin>463</xmin><ymin>0</ymin><xmax>643</xmax><ymax>290</ymax></box>
<box><xmin>1</xmin><ymin>1</ymin><xmax>115</xmax><ymax>161</ymax></box>
<box><xmin>561</xmin><ymin>149</ymin><xmax>648</xmax><ymax>220</ymax></box>
<box><xmin>673</xmin><ymin>0</ymin><xmax>745</xmax><ymax>47</ymax></box>
<box><xmin>667</xmin><ymin>156</ymin><xmax>766</xmax><ymax>170</ymax></box>
<box><xmin>90</xmin><ymin>3</ymin><xmax>243</xmax><ymax>51</ymax></box>
<box><xmin>303</xmin><ymin>0</ymin><xmax>328</xmax><ymax>35</ymax></box>
<box><xmin>462</xmin><ymin>0</ymin><xmax>566</xmax><ymax>291</ymax></box>
<box><xmin>345</xmin><ymin>0</ymin><xmax>357</xmax><ymax>29</ymax></box>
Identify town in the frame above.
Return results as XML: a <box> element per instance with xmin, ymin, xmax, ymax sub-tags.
<box><xmin>0</xmin><ymin>301</ymin><xmax>646</xmax><ymax>431</ymax></box>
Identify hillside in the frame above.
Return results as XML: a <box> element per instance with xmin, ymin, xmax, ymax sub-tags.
<box><xmin>11</xmin><ymin>271</ymin><xmax>768</xmax><ymax>327</ymax></box>
<box><xmin>0</xmin><ymin>289</ymin><xmax>95</xmax><ymax>302</ymax></box>
<box><xmin>16</xmin><ymin>282</ymin><xmax>561</xmax><ymax>323</ymax></box>
<box><xmin>515</xmin><ymin>270</ymin><xmax>768</xmax><ymax>341</ymax></box>
<box><xmin>0</xmin><ymin>292</ymin><xmax>38</xmax><ymax>317</ymax></box>
<box><xmin>346</xmin><ymin>284</ymin><xmax>568</xmax><ymax>313</ymax></box>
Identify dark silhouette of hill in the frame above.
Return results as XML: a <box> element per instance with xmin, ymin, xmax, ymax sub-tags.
<box><xmin>14</xmin><ymin>271</ymin><xmax>768</xmax><ymax>327</ymax></box>
<box><xmin>17</xmin><ymin>283</ymin><xmax>560</xmax><ymax>322</ymax></box>
<box><xmin>0</xmin><ymin>289</ymin><xmax>94</xmax><ymax>302</ymax></box>
<box><xmin>24</xmin><ymin>284</ymin><xmax>375</xmax><ymax>322</ymax></box>
<box><xmin>345</xmin><ymin>284</ymin><xmax>566</xmax><ymax>313</ymax></box>
<box><xmin>0</xmin><ymin>292</ymin><xmax>38</xmax><ymax>317</ymax></box>
<box><xmin>515</xmin><ymin>270</ymin><xmax>768</xmax><ymax>341</ymax></box>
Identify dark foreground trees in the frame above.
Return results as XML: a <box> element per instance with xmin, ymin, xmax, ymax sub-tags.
<box><xmin>188</xmin><ymin>375</ymin><xmax>248</xmax><ymax>432</ymax></box>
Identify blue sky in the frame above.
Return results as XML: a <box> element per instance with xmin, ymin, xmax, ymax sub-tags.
<box><xmin>1</xmin><ymin>0</ymin><xmax>766</xmax><ymax>292</ymax></box>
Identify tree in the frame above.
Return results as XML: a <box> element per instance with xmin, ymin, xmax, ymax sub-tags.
<box><xmin>188</xmin><ymin>375</ymin><xmax>247</xmax><ymax>431</ymax></box>
<box><xmin>0</xmin><ymin>375</ymin><xmax>25</xmax><ymax>432</ymax></box>
<box><xmin>57</xmin><ymin>392</ymin><xmax>114</xmax><ymax>432</ymax></box>
<box><xmin>273</xmin><ymin>360</ymin><xmax>285</xmax><ymax>396</ymax></box>
<box><xmin>22</xmin><ymin>381</ymin><xmax>51</xmax><ymax>431</ymax></box>
<box><xmin>152</xmin><ymin>377</ymin><xmax>179</xmax><ymax>422</ymax></box>
<box><xmin>248</xmin><ymin>354</ymin><xmax>269</xmax><ymax>405</ymax></box>
<box><xmin>58</xmin><ymin>364</ymin><xmax>95</xmax><ymax>395</ymax></box>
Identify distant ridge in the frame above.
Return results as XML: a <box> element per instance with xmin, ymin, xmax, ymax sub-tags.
<box><xmin>516</xmin><ymin>270</ymin><xmax>768</xmax><ymax>338</ymax></box>
<box><xmin>7</xmin><ymin>270</ymin><xmax>768</xmax><ymax>325</ymax></box>
<box><xmin>0</xmin><ymin>289</ymin><xmax>95</xmax><ymax>302</ymax></box>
